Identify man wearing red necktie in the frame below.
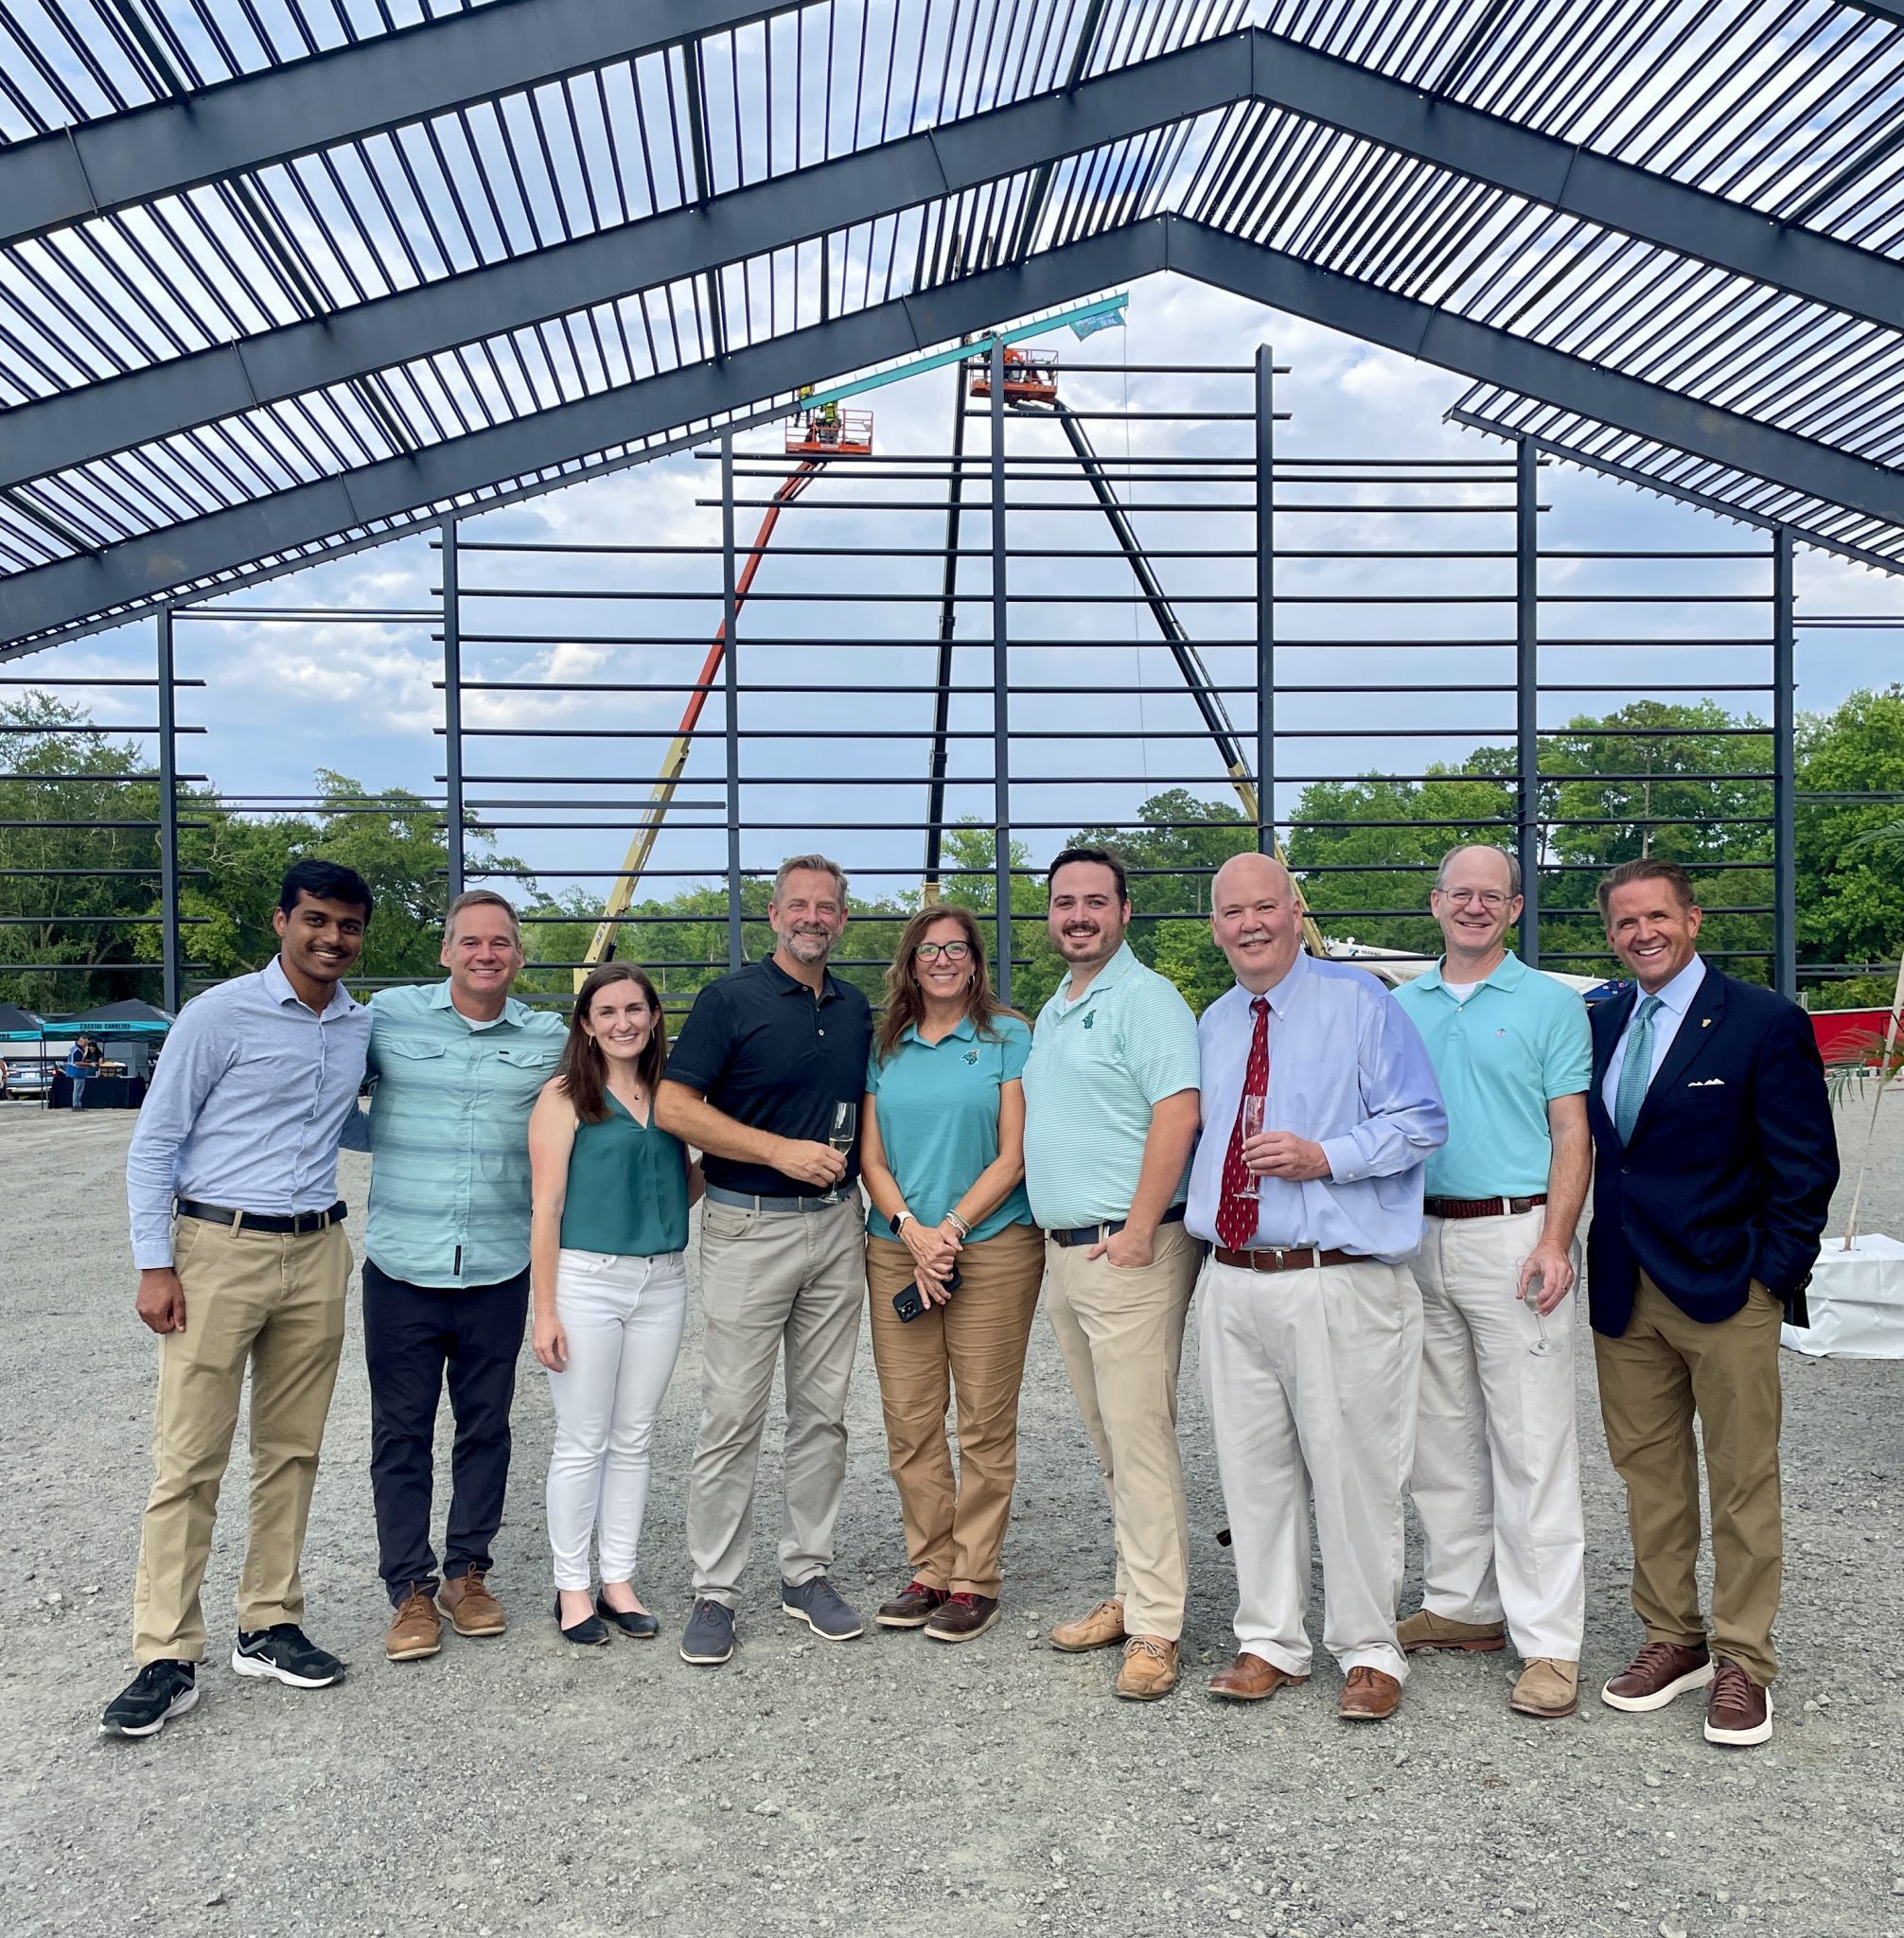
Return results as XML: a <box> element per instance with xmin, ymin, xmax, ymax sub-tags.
<box><xmin>1188</xmin><ymin>853</ymin><xmax>1446</xmax><ymax>1721</ymax></box>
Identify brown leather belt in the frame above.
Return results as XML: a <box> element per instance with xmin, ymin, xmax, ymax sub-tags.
<box><xmin>1423</xmin><ymin>1193</ymin><xmax>1546</xmax><ymax>1220</ymax></box>
<box><xmin>1212</xmin><ymin>1244</ymin><xmax>1365</xmax><ymax>1274</ymax></box>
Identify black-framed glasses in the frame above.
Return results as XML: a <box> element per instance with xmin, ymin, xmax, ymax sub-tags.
<box><xmin>914</xmin><ymin>940</ymin><xmax>973</xmax><ymax>962</ymax></box>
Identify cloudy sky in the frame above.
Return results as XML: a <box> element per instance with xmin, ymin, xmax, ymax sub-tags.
<box><xmin>21</xmin><ymin>271</ymin><xmax>1904</xmax><ymax>917</ymax></box>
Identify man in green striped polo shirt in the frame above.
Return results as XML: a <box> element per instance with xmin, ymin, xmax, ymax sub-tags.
<box><xmin>359</xmin><ymin>890</ymin><xmax>566</xmax><ymax>1663</ymax></box>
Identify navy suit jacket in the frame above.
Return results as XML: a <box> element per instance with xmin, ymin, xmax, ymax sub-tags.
<box><xmin>1585</xmin><ymin>965</ymin><xmax>1838</xmax><ymax>1337</ymax></box>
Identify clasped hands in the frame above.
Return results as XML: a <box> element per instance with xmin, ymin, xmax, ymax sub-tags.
<box><xmin>901</xmin><ymin>1216</ymin><xmax>962</xmax><ymax>1306</ymax></box>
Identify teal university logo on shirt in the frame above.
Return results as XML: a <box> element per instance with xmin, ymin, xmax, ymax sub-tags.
<box><xmin>963</xmin><ymin>1046</ymin><xmax>980</xmax><ymax>1065</ymax></box>
<box><xmin>1083</xmin><ymin>1012</ymin><xmax>1097</xmax><ymax>1030</ymax></box>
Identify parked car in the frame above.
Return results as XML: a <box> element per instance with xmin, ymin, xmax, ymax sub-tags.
<box><xmin>0</xmin><ymin>1057</ymin><xmax>54</xmax><ymax>1101</ymax></box>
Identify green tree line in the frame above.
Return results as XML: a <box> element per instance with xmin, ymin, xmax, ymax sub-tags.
<box><xmin>3</xmin><ymin>688</ymin><xmax>1898</xmax><ymax>1016</ymax></box>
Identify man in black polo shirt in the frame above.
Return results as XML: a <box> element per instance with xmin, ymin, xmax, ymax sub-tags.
<box><xmin>657</xmin><ymin>854</ymin><xmax>874</xmax><ymax>1666</ymax></box>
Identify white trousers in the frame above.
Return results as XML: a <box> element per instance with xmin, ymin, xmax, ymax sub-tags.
<box><xmin>1408</xmin><ymin>1207</ymin><xmax>1585</xmax><ymax>1660</ymax></box>
<box><xmin>1198</xmin><ymin>1254</ymin><xmax>1420</xmax><ymax>1683</ymax></box>
<box><xmin>545</xmin><ymin>1247</ymin><xmax>688</xmax><ymax>1592</ymax></box>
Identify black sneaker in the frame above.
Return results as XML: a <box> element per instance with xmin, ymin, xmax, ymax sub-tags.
<box><xmin>781</xmin><ymin>1575</ymin><xmax>864</xmax><ymax>1641</ymax></box>
<box><xmin>232</xmin><ymin>1625</ymin><xmax>344</xmax><ymax>1688</ymax></box>
<box><xmin>100</xmin><ymin>1660</ymin><xmax>198</xmax><ymax>1738</ymax></box>
<box><xmin>679</xmin><ymin>1597</ymin><xmax>736</xmax><ymax>1666</ymax></box>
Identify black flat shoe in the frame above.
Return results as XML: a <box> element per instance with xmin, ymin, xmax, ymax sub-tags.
<box><xmin>595</xmin><ymin>1594</ymin><xmax>660</xmax><ymax>1639</ymax></box>
<box><xmin>554</xmin><ymin>1595</ymin><xmax>610</xmax><ymax>1647</ymax></box>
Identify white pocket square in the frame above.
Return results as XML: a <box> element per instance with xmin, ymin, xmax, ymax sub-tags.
<box><xmin>1687</xmin><ymin>1077</ymin><xmax>1726</xmax><ymax>1087</ymax></box>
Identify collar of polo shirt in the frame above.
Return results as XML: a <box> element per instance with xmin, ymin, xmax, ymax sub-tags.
<box><xmin>763</xmin><ymin>954</ymin><xmax>846</xmax><ymax>1003</ymax></box>
<box><xmin>1418</xmin><ymin>952</ymin><xmax>1528</xmax><ymax>1000</ymax></box>
<box><xmin>900</xmin><ymin>1013</ymin><xmax>977</xmax><ymax>1048</ymax></box>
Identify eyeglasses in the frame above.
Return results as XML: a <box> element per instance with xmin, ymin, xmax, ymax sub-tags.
<box><xmin>914</xmin><ymin>940</ymin><xmax>973</xmax><ymax>962</ymax></box>
<box><xmin>1439</xmin><ymin>889</ymin><xmax>1510</xmax><ymax>908</ymax></box>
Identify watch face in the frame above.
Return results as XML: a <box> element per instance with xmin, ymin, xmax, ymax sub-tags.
<box><xmin>890</xmin><ymin>1213</ymin><xmax>904</xmax><ymax>1235</ymax></box>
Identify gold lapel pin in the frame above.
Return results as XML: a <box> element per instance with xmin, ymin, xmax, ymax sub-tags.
<box><xmin>1701</xmin><ymin>1017</ymin><xmax>1713</xmax><ymax>1027</ymax></box>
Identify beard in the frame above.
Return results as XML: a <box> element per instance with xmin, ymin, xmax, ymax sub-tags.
<box><xmin>781</xmin><ymin>925</ymin><xmax>836</xmax><ymax>964</ymax></box>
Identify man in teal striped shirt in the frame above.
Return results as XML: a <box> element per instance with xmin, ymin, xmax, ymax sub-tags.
<box><xmin>359</xmin><ymin>890</ymin><xmax>565</xmax><ymax>1663</ymax></box>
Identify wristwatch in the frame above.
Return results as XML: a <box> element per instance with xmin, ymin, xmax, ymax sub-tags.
<box><xmin>890</xmin><ymin>1211</ymin><xmax>914</xmax><ymax>1236</ymax></box>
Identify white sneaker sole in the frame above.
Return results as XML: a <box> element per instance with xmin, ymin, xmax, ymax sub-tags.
<box><xmin>781</xmin><ymin>1602</ymin><xmax>864</xmax><ymax>1642</ymax></box>
<box><xmin>231</xmin><ymin>1647</ymin><xmax>340</xmax><ymax>1689</ymax></box>
<box><xmin>1600</xmin><ymin>1659</ymin><xmax>1714</xmax><ymax>1712</ymax></box>
<box><xmin>1704</xmin><ymin>1696</ymin><xmax>1773</xmax><ymax>1747</ymax></box>
<box><xmin>99</xmin><ymin>1682</ymin><xmax>199</xmax><ymax>1737</ymax></box>
<box><xmin>679</xmin><ymin>1638</ymin><xmax>733</xmax><ymax>1665</ymax></box>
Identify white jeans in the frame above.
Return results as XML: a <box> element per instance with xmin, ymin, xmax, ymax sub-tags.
<box><xmin>1409</xmin><ymin>1207</ymin><xmax>1585</xmax><ymax>1660</ymax></box>
<box><xmin>1198</xmin><ymin>1254</ymin><xmax>1421</xmax><ymax>1683</ymax></box>
<box><xmin>545</xmin><ymin>1248</ymin><xmax>688</xmax><ymax>1592</ymax></box>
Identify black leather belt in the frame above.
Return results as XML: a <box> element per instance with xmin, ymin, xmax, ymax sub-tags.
<box><xmin>1048</xmin><ymin>1203</ymin><xmax>1188</xmax><ymax>1249</ymax></box>
<box><xmin>1423</xmin><ymin>1193</ymin><xmax>1546</xmax><ymax>1220</ymax></box>
<box><xmin>176</xmin><ymin>1198</ymin><xmax>347</xmax><ymax>1236</ymax></box>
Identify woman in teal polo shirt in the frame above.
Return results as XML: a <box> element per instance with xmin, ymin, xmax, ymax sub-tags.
<box><xmin>529</xmin><ymin>963</ymin><xmax>700</xmax><ymax>1647</ymax></box>
<box><xmin>859</xmin><ymin>904</ymin><xmax>1041</xmax><ymax>1645</ymax></box>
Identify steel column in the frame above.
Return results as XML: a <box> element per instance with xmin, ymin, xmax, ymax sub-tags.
<box><xmin>155</xmin><ymin>608</ymin><xmax>182</xmax><ymax>1013</ymax></box>
<box><xmin>989</xmin><ymin>343</ymin><xmax>1012</xmax><ymax>1002</ymax></box>
<box><xmin>1514</xmin><ymin>439</ymin><xmax>1540</xmax><ymax>966</ymax></box>
<box><xmin>722</xmin><ymin>434</ymin><xmax>745</xmax><ymax>972</ymax></box>
<box><xmin>1772</xmin><ymin>528</ymin><xmax>1797</xmax><ymax>1002</ymax></box>
<box><xmin>441</xmin><ymin>520</ymin><xmax>466</xmax><ymax>903</ymax></box>
<box><xmin>923</xmin><ymin>355</ymin><xmax>971</xmax><ymax>901</ymax></box>
<box><xmin>1254</xmin><ymin>344</ymin><xmax>1275</xmax><ymax>855</ymax></box>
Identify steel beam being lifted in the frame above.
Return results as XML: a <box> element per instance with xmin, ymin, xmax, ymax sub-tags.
<box><xmin>0</xmin><ymin>0</ymin><xmax>799</xmax><ymax>248</ymax></box>
<box><xmin>11</xmin><ymin>30</ymin><xmax>1904</xmax><ymax>500</ymax></box>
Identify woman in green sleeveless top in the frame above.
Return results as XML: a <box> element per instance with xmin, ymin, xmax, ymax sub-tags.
<box><xmin>529</xmin><ymin>964</ymin><xmax>700</xmax><ymax>1646</ymax></box>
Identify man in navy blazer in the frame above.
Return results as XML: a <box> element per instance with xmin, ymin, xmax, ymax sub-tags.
<box><xmin>1585</xmin><ymin>858</ymin><xmax>1837</xmax><ymax>1751</ymax></box>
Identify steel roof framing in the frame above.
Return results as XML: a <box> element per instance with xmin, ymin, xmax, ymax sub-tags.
<box><xmin>10</xmin><ymin>26</ymin><xmax>1904</xmax><ymax>501</ymax></box>
<box><xmin>0</xmin><ymin>0</ymin><xmax>803</xmax><ymax>247</ymax></box>
<box><xmin>4</xmin><ymin>0</ymin><xmax>1903</xmax><ymax>653</ymax></box>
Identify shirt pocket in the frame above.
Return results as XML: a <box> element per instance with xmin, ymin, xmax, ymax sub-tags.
<box><xmin>380</xmin><ymin>1041</ymin><xmax>449</xmax><ymax>1066</ymax></box>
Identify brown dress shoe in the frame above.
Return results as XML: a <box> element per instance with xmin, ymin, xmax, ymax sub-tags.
<box><xmin>1600</xmin><ymin>1640</ymin><xmax>1712</xmax><ymax>1713</ymax></box>
<box><xmin>385</xmin><ymin>1587</ymin><xmax>442</xmax><ymax>1662</ymax></box>
<box><xmin>925</xmin><ymin>1593</ymin><xmax>999</xmax><ymax>1644</ymax></box>
<box><xmin>1396</xmin><ymin>1608</ymin><xmax>1506</xmax><ymax>1654</ymax></box>
<box><xmin>1703</xmin><ymin>1660</ymin><xmax>1772</xmax><ymax>1747</ymax></box>
<box><xmin>439</xmin><ymin>1570</ymin><xmax>506</xmax><ymax>1637</ymax></box>
<box><xmin>875</xmin><ymin>1580</ymin><xmax>948</xmax><ymax>1629</ymax></box>
<box><xmin>1049</xmin><ymin>1596</ymin><xmax>1126</xmax><ymax>1653</ymax></box>
<box><xmin>1208</xmin><ymin>1652</ymin><xmax>1309</xmax><ymax>1702</ymax></box>
<box><xmin>1338</xmin><ymin>1666</ymin><xmax>1402</xmax><ymax>1720</ymax></box>
<box><xmin>1510</xmin><ymin>1657</ymin><xmax>1579</xmax><ymax>1718</ymax></box>
<box><xmin>1113</xmin><ymin>1635</ymin><xmax>1179</xmax><ymax>1701</ymax></box>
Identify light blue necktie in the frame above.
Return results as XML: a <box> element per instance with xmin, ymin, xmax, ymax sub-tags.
<box><xmin>1613</xmin><ymin>995</ymin><xmax>1665</xmax><ymax>1145</ymax></box>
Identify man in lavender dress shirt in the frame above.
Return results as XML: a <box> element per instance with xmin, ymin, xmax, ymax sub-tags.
<box><xmin>102</xmin><ymin>859</ymin><xmax>374</xmax><ymax>1741</ymax></box>
<box><xmin>1188</xmin><ymin>853</ymin><xmax>1445</xmax><ymax>1722</ymax></box>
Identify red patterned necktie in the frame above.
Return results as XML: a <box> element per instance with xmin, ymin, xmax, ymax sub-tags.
<box><xmin>1216</xmin><ymin>996</ymin><xmax>1271</xmax><ymax>1250</ymax></box>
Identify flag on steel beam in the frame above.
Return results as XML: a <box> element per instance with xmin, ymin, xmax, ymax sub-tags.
<box><xmin>1069</xmin><ymin>306</ymin><xmax>1126</xmax><ymax>341</ymax></box>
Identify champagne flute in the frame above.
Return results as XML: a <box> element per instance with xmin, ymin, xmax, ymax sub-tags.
<box><xmin>1238</xmin><ymin>1093</ymin><xmax>1265</xmax><ymax>1198</ymax></box>
<box><xmin>1523</xmin><ymin>1269</ymin><xmax>1554</xmax><ymax>1358</ymax></box>
<box><xmin>821</xmin><ymin>1100</ymin><xmax>857</xmax><ymax>1205</ymax></box>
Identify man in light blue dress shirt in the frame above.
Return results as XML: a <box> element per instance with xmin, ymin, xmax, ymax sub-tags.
<box><xmin>104</xmin><ymin>860</ymin><xmax>374</xmax><ymax>1742</ymax></box>
<box><xmin>1189</xmin><ymin>853</ymin><xmax>1445</xmax><ymax>1722</ymax></box>
<box><xmin>359</xmin><ymin>890</ymin><xmax>565</xmax><ymax>1663</ymax></box>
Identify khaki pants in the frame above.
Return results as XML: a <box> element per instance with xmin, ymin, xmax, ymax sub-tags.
<box><xmin>1594</xmin><ymin>1270</ymin><xmax>1784</xmax><ymax>1684</ymax></box>
<box><xmin>132</xmin><ymin>1217</ymin><xmax>351</xmax><ymax>1665</ymax></box>
<box><xmin>865</xmin><ymin>1223</ymin><xmax>1044</xmax><ymax>1598</ymax></box>
<box><xmin>687</xmin><ymin>1196</ymin><xmax>865</xmax><ymax>1604</ymax></box>
<box><xmin>1042</xmin><ymin>1220</ymin><xmax>1200</xmax><ymax>1640</ymax></box>
<box><xmin>1199</xmin><ymin>1253</ymin><xmax>1419</xmax><ymax>1682</ymax></box>
<box><xmin>1411</xmin><ymin>1208</ymin><xmax>1586</xmax><ymax>1661</ymax></box>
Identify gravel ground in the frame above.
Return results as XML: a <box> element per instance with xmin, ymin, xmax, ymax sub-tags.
<box><xmin>1</xmin><ymin>1094</ymin><xmax>1900</xmax><ymax>1938</ymax></box>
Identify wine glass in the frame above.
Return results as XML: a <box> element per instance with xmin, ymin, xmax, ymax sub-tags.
<box><xmin>820</xmin><ymin>1100</ymin><xmax>857</xmax><ymax>1204</ymax></box>
<box><xmin>1237</xmin><ymin>1093</ymin><xmax>1265</xmax><ymax>1198</ymax></box>
<box><xmin>1523</xmin><ymin>1270</ymin><xmax>1555</xmax><ymax>1358</ymax></box>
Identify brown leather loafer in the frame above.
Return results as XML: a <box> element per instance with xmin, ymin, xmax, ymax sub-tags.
<box><xmin>1703</xmin><ymin>1660</ymin><xmax>1772</xmax><ymax>1747</ymax></box>
<box><xmin>925</xmin><ymin>1592</ymin><xmax>999</xmax><ymax>1644</ymax></box>
<box><xmin>439</xmin><ymin>1569</ymin><xmax>506</xmax><ymax>1637</ymax></box>
<box><xmin>1338</xmin><ymin>1666</ymin><xmax>1402</xmax><ymax>1720</ymax></box>
<box><xmin>1049</xmin><ymin>1596</ymin><xmax>1126</xmax><ymax>1653</ymax></box>
<box><xmin>1600</xmin><ymin>1640</ymin><xmax>1712</xmax><ymax>1713</ymax></box>
<box><xmin>1396</xmin><ymin>1608</ymin><xmax>1506</xmax><ymax>1654</ymax></box>
<box><xmin>1510</xmin><ymin>1657</ymin><xmax>1579</xmax><ymax>1718</ymax></box>
<box><xmin>1113</xmin><ymin>1635</ymin><xmax>1179</xmax><ymax>1701</ymax></box>
<box><xmin>1208</xmin><ymin>1652</ymin><xmax>1309</xmax><ymax>1702</ymax></box>
<box><xmin>875</xmin><ymin>1579</ymin><xmax>948</xmax><ymax>1629</ymax></box>
<box><xmin>384</xmin><ymin>1586</ymin><xmax>442</xmax><ymax>1662</ymax></box>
